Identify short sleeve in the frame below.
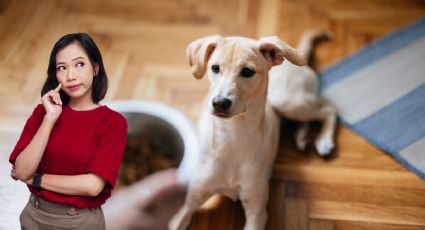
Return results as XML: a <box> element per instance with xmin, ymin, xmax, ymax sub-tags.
<box><xmin>86</xmin><ymin>114</ymin><xmax>127</xmax><ymax>188</ymax></box>
<box><xmin>9</xmin><ymin>104</ymin><xmax>45</xmax><ymax>165</ymax></box>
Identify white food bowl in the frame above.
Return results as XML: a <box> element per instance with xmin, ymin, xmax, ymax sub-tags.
<box><xmin>105</xmin><ymin>100</ymin><xmax>200</xmax><ymax>184</ymax></box>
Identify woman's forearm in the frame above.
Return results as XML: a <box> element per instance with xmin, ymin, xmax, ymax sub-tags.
<box><xmin>14</xmin><ymin>116</ymin><xmax>56</xmax><ymax>180</ymax></box>
<box><xmin>39</xmin><ymin>173</ymin><xmax>106</xmax><ymax>197</ymax></box>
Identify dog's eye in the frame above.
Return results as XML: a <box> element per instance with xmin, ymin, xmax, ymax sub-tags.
<box><xmin>240</xmin><ymin>67</ymin><xmax>255</xmax><ymax>78</ymax></box>
<box><xmin>211</xmin><ymin>65</ymin><xmax>220</xmax><ymax>74</ymax></box>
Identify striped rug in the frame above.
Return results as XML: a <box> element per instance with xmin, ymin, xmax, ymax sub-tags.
<box><xmin>320</xmin><ymin>16</ymin><xmax>425</xmax><ymax>180</ymax></box>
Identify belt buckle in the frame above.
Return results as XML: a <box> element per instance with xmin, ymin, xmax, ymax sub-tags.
<box><xmin>67</xmin><ymin>206</ymin><xmax>78</xmax><ymax>216</ymax></box>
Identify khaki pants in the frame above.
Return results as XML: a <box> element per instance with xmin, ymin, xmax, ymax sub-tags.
<box><xmin>20</xmin><ymin>193</ymin><xmax>105</xmax><ymax>230</ymax></box>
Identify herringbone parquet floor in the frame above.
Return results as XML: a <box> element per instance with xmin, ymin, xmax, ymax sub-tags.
<box><xmin>1</xmin><ymin>0</ymin><xmax>425</xmax><ymax>229</ymax></box>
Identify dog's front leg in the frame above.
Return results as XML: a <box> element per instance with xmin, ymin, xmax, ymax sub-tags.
<box><xmin>240</xmin><ymin>181</ymin><xmax>269</xmax><ymax>230</ymax></box>
<box><xmin>169</xmin><ymin>183</ymin><xmax>213</xmax><ymax>230</ymax></box>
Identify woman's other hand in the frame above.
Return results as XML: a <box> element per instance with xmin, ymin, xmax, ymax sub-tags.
<box><xmin>11</xmin><ymin>166</ymin><xmax>33</xmax><ymax>184</ymax></box>
<box><xmin>41</xmin><ymin>83</ymin><xmax>63</xmax><ymax>121</ymax></box>
<box><xmin>10</xmin><ymin>165</ymin><xmax>17</xmax><ymax>181</ymax></box>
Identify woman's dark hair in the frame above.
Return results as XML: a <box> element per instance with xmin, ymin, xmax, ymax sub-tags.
<box><xmin>41</xmin><ymin>33</ymin><xmax>108</xmax><ymax>104</ymax></box>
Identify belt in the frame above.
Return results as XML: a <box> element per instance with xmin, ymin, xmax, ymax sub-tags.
<box><xmin>29</xmin><ymin>193</ymin><xmax>91</xmax><ymax>216</ymax></box>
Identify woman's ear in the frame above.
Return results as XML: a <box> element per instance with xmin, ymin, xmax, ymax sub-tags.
<box><xmin>94</xmin><ymin>64</ymin><xmax>99</xmax><ymax>76</ymax></box>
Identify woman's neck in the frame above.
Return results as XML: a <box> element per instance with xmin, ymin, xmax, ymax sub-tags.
<box><xmin>69</xmin><ymin>99</ymin><xmax>100</xmax><ymax>111</ymax></box>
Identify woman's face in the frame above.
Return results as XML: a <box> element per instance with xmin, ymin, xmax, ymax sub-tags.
<box><xmin>55</xmin><ymin>43</ymin><xmax>97</xmax><ymax>103</ymax></box>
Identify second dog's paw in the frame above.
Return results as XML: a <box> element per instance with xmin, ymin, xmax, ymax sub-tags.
<box><xmin>296</xmin><ymin>137</ymin><xmax>308</xmax><ymax>151</ymax></box>
<box><xmin>315</xmin><ymin>137</ymin><xmax>334</xmax><ymax>156</ymax></box>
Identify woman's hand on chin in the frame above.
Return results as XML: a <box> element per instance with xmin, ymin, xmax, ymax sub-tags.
<box><xmin>41</xmin><ymin>83</ymin><xmax>63</xmax><ymax>121</ymax></box>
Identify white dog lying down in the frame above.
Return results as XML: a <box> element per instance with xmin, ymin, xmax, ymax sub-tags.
<box><xmin>169</xmin><ymin>35</ymin><xmax>306</xmax><ymax>230</ymax></box>
<box><xmin>268</xmin><ymin>29</ymin><xmax>337</xmax><ymax>155</ymax></box>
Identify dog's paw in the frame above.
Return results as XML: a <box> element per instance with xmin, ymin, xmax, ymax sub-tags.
<box><xmin>295</xmin><ymin>123</ymin><xmax>310</xmax><ymax>152</ymax></box>
<box><xmin>315</xmin><ymin>137</ymin><xmax>334</xmax><ymax>156</ymax></box>
<box><xmin>169</xmin><ymin>209</ymin><xmax>191</xmax><ymax>230</ymax></box>
<box><xmin>296</xmin><ymin>136</ymin><xmax>308</xmax><ymax>151</ymax></box>
<box><xmin>168</xmin><ymin>217</ymin><xmax>181</xmax><ymax>230</ymax></box>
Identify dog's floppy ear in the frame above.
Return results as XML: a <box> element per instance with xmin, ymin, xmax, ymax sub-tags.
<box><xmin>186</xmin><ymin>35</ymin><xmax>222</xmax><ymax>79</ymax></box>
<box><xmin>258</xmin><ymin>36</ymin><xmax>306</xmax><ymax>66</ymax></box>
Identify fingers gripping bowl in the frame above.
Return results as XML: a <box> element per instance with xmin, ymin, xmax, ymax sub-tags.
<box><xmin>105</xmin><ymin>100</ymin><xmax>200</xmax><ymax>186</ymax></box>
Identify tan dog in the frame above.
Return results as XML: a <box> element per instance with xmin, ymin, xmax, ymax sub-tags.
<box><xmin>268</xmin><ymin>30</ymin><xmax>337</xmax><ymax>155</ymax></box>
<box><xmin>169</xmin><ymin>35</ymin><xmax>306</xmax><ymax>230</ymax></box>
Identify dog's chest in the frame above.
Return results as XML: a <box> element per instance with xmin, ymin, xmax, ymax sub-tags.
<box><xmin>207</xmin><ymin>124</ymin><xmax>271</xmax><ymax>174</ymax></box>
<box><xmin>206</xmin><ymin>114</ymin><xmax>278</xmax><ymax>165</ymax></box>
<box><xmin>212</xmin><ymin>126</ymin><xmax>262</xmax><ymax>158</ymax></box>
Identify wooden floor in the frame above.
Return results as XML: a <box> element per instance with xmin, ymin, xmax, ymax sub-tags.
<box><xmin>1</xmin><ymin>0</ymin><xmax>425</xmax><ymax>229</ymax></box>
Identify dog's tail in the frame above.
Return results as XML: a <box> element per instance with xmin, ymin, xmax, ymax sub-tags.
<box><xmin>296</xmin><ymin>29</ymin><xmax>333</xmax><ymax>59</ymax></box>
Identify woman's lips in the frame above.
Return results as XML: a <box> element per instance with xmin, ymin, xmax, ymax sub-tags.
<box><xmin>67</xmin><ymin>84</ymin><xmax>81</xmax><ymax>91</ymax></box>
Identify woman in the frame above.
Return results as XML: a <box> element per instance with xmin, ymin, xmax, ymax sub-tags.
<box><xmin>9</xmin><ymin>33</ymin><xmax>127</xmax><ymax>229</ymax></box>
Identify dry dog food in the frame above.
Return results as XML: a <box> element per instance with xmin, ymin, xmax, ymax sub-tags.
<box><xmin>116</xmin><ymin>134</ymin><xmax>179</xmax><ymax>188</ymax></box>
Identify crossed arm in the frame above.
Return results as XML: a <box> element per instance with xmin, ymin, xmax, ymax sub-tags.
<box><xmin>12</xmin><ymin>85</ymin><xmax>106</xmax><ymax>197</ymax></box>
<box><xmin>16</xmin><ymin>173</ymin><xmax>106</xmax><ymax>197</ymax></box>
<box><xmin>12</xmin><ymin>113</ymin><xmax>105</xmax><ymax>197</ymax></box>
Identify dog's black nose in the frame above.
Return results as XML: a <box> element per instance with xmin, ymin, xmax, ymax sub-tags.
<box><xmin>212</xmin><ymin>98</ymin><xmax>232</xmax><ymax>113</ymax></box>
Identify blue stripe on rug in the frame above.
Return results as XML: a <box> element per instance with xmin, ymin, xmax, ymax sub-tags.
<box><xmin>353</xmin><ymin>81</ymin><xmax>425</xmax><ymax>152</ymax></box>
<box><xmin>320</xmin><ymin>16</ymin><xmax>425</xmax><ymax>90</ymax></box>
<box><xmin>321</xmin><ymin>36</ymin><xmax>425</xmax><ymax>124</ymax></box>
<box><xmin>320</xmin><ymin>16</ymin><xmax>425</xmax><ymax>180</ymax></box>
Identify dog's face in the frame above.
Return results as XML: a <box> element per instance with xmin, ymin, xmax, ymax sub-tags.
<box><xmin>206</xmin><ymin>37</ymin><xmax>271</xmax><ymax>117</ymax></box>
<box><xmin>187</xmin><ymin>35</ymin><xmax>306</xmax><ymax>118</ymax></box>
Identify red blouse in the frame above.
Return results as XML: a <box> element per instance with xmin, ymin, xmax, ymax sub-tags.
<box><xmin>9</xmin><ymin>104</ymin><xmax>128</xmax><ymax>208</ymax></box>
